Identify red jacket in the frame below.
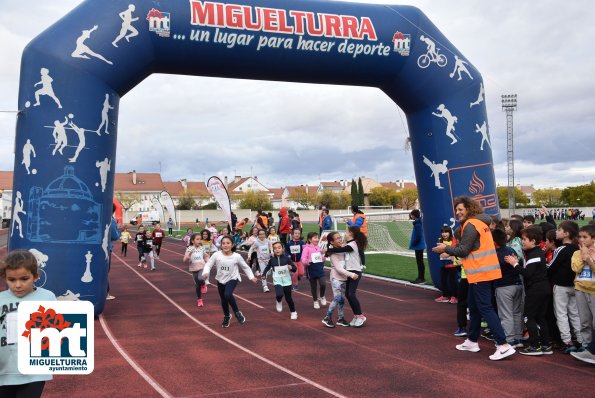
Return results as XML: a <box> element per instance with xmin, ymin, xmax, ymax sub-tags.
<box><xmin>278</xmin><ymin>208</ymin><xmax>291</xmax><ymax>234</ymax></box>
<box><xmin>152</xmin><ymin>228</ymin><xmax>165</xmax><ymax>244</ymax></box>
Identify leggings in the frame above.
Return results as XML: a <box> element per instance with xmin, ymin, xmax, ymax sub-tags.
<box><xmin>121</xmin><ymin>242</ymin><xmax>127</xmax><ymax>256</ymax></box>
<box><xmin>309</xmin><ymin>276</ymin><xmax>326</xmax><ymax>301</ymax></box>
<box><xmin>168</xmin><ymin>228</ymin><xmax>173</xmax><ymax>235</ymax></box>
<box><xmin>457</xmin><ymin>278</ymin><xmax>469</xmax><ymax>328</ymax></box>
<box><xmin>192</xmin><ymin>271</ymin><xmax>205</xmax><ymax>299</ymax></box>
<box><xmin>275</xmin><ymin>284</ymin><xmax>296</xmax><ymax>312</ymax></box>
<box><xmin>137</xmin><ymin>244</ymin><xmax>144</xmax><ymax>261</ymax></box>
<box><xmin>415</xmin><ymin>250</ymin><xmax>425</xmax><ymax>280</ymax></box>
<box><xmin>327</xmin><ymin>278</ymin><xmax>346</xmax><ymax>320</ymax></box>
<box><xmin>346</xmin><ymin>271</ymin><xmax>363</xmax><ymax>315</ymax></box>
<box><xmin>218</xmin><ymin>279</ymin><xmax>239</xmax><ymax>316</ymax></box>
<box><xmin>440</xmin><ymin>266</ymin><xmax>458</xmax><ymax>297</ymax></box>
<box><xmin>0</xmin><ymin>381</ymin><xmax>46</xmax><ymax>398</ymax></box>
<box><xmin>154</xmin><ymin>243</ymin><xmax>161</xmax><ymax>256</ymax></box>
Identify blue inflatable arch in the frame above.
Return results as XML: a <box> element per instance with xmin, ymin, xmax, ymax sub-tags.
<box><xmin>12</xmin><ymin>0</ymin><xmax>499</xmax><ymax>314</ymax></box>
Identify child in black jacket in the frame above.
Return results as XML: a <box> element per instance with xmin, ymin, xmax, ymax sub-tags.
<box><xmin>261</xmin><ymin>242</ymin><xmax>298</xmax><ymax>319</ymax></box>
<box><xmin>505</xmin><ymin>226</ymin><xmax>551</xmax><ymax>355</ymax></box>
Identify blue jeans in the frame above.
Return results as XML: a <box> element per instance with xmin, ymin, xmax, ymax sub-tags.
<box><xmin>467</xmin><ymin>281</ymin><xmax>507</xmax><ymax>345</ymax></box>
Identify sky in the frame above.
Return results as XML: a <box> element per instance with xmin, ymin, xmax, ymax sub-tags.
<box><xmin>1</xmin><ymin>0</ymin><xmax>594</xmax><ymax>190</ymax></box>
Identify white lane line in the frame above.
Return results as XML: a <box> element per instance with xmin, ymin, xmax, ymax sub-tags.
<box><xmin>99</xmin><ymin>315</ymin><xmax>173</xmax><ymax>398</ymax></box>
<box><xmin>178</xmin><ymin>382</ymin><xmax>309</xmax><ymax>397</ymax></box>
<box><xmin>112</xmin><ymin>254</ymin><xmax>346</xmax><ymax>398</ymax></box>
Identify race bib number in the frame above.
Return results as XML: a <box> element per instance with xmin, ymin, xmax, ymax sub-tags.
<box><xmin>290</xmin><ymin>245</ymin><xmax>301</xmax><ymax>254</ymax></box>
<box><xmin>220</xmin><ymin>265</ymin><xmax>230</xmax><ymax>271</ymax></box>
<box><xmin>260</xmin><ymin>246</ymin><xmax>269</xmax><ymax>254</ymax></box>
<box><xmin>274</xmin><ymin>268</ymin><xmax>288</xmax><ymax>277</ymax></box>
<box><xmin>6</xmin><ymin>312</ymin><xmax>17</xmax><ymax>344</ymax></box>
<box><xmin>269</xmin><ymin>236</ymin><xmax>279</xmax><ymax>243</ymax></box>
<box><xmin>191</xmin><ymin>250</ymin><xmax>204</xmax><ymax>263</ymax></box>
<box><xmin>155</xmin><ymin>232</ymin><xmax>163</xmax><ymax>238</ymax></box>
<box><xmin>311</xmin><ymin>252</ymin><xmax>322</xmax><ymax>263</ymax></box>
<box><xmin>578</xmin><ymin>266</ymin><xmax>593</xmax><ymax>281</ymax></box>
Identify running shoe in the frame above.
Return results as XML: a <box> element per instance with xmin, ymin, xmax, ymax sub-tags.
<box><xmin>453</xmin><ymin>328</ymin><xmax>468</xmax><ymax>337</ymax></box>
<box><xmin>561</xmin><ymin>342</ymin><xmax>577</xmax><ymax>354</ymax></box>
<box><xmin>489</xmin><ymin>344</ymin><xmax>516</xmax><ymax>361</ymax></box>
<box><xmin>106</xmin><ymin>295</ymin><xmax>116</xmax><ymax>300</ymax></box>
<box><xmin>201</xmin><ymin>284</ymin><xmax>207</xmax><ymax>294</ymax></box>
<box><xmin>322</xmin><ymin>316</ymin><xmax>335</xmax><ymax>328</ymax></box>
<box><xmin>522</xmin><ymin>330</ymin><xmax>530</xmax><ymax>341</ymax></box>
<box><xmin>411</xmin><ymin>278</ymin><xmax>425</xmax><ymax>284</ymax></box>
<box><xmin>449</xmin><ymin>297</ymin><xmax>458</xmax><ymax>304</ymax></box>
<box><xmin>353</xmin><ymin>315</ymin><xmax>366</xmax><ymax>328</ymax></box>
<box><xmin>150</xmin><ymin>267</ymin><xmax>155</xmax><ymax>271</ymax></box>
<box><xmin>434</xmin><ymin>296</ymin><xmax>450</xmax><ymax>303</ymax></box>
<box><xmin>222</xmin><ymin>315</ymin><xmax>231</xmax><ymax>328</ymax></box>
<box><xmin>319</xmin><ymin>297</ymin><xmax>327</xmax><ymax>306</ymax></box>
<box><xmin>197</xmin><ymin>299</ymin><xmax>203</xmax><ymax>307</ymax></box>
<box><xmin>235</xmin><ymin>311</ymin><xmax>246</xmax><ymax>324</ymax></box>
<box><xmin>263</xmin><ymin>285</ymin><xmax>270</xmax><ymax>293</ymax></box>
<box><xmin>137</xmin><ymin>262</ymin><xmax>142</xmax><ymax>267</ymax></box>
<box><xmin>456</xmin><ymin>339</ymin><xmax>480</xmax><ymax>352</ymax></box>
<box><xmin>290</xmin><ymin>312</ymin><xmax>298</xmax><ymax>320</ymax></box>
<box><xmin>541</xmin><ymin>345</ymin><xmax>554</xmax><ymax>355</ymax></box>
<box><xmin>481</xmin><ymin>330</ymin><xmax>495</xmax><ymax>341</ymax></box>
<box><xmin>313</xmin><ymin>301</ymin><xmax>320</xmax><ymax>309</ymax></box>
<box><xmin>336</xmin><ymin>318</ymin><xmax>350</xmax><ymax>327</ymax></box>
<box><xmin>292</xmin><ymin>285</ymin><xmax>299</xmax><ymax>291</ymax></box>
<box><xmin>144</xmin><ymin>264</ymin><xmax>148</xmax><ymax>269</ymax></box>
<box><xmin>570</xmin><ymin>350</ymin><xmax>595</xmax><ymax>365</ymax></box>
<box><xmin>276</xmin><ymin>300</ymin><xmax>282</xmax><ymax>312</ymax></box>
<box><xmin>519</xmin><ymin>346</ymin><xmax>543</xmax><ymax>356</ymax></box>
<box><xmin>510</xmin><ymin>340</ymin><xmax>524</xmax><ymax>348</ymax></box>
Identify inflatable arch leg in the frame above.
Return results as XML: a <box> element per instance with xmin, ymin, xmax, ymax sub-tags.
<box><xmin>12</xmin><ymin>0</ymin><xmax>499</xmax><ymax>314</ymax></box>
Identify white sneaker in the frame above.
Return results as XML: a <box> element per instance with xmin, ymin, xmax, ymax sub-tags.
<box><xmin>456</xmin><ymin>339</ymin><xmax>480</xmax><ymax>352</ymax></box>
<box><xmin>313</xmin><ymin>301</ymin><xmax>320</xmax><ymax>309</ymax></box>
<box><xmin>275</xmin><ymin>300</ymin><xmax>282</xmax><ymax>312</ymax></box>
<box><xmin>290</xmin><ymin>312</ymin><xmax>298</xmax><ymax>320</ymax></box>
<box><xmin>319</xmin><ymin>297</ymin><xmax>327</xmax><ymax>306</ymax></box>
<box><xmin>263</xmin><ymin>285</ymin><xmax>270</xmax><ymax>293</ymax></box>
<box><xmin>571</xmin><ymin>349</ymin><xmax>595</xmax><ymax>364</ymax></box>
<box><xmin>489</xmin><ymin>344</ymin><xmax>516</xmax><ymax>361</ymax></box>
<box><xmin>353</xmin><ymin>316</ymin><xmax>366</xmax><ymax>328</ymax></box>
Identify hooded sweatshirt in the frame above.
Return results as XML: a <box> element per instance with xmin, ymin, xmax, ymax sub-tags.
<box><xmin>278</xmin><ymin>208</ymin><xmax>291</xmax><ymax>234</ymax></box>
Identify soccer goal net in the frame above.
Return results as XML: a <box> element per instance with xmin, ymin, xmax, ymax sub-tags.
<box><xmin>331</xmin><ymin>210</ymin><xmax>415</xmax><ymax>256</ymax></box>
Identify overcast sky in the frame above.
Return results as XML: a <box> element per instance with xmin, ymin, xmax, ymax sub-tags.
<box><xmin>1</xmin><ymin>0</ymin><xmax>593</xmax><ymax>190</ymax></box>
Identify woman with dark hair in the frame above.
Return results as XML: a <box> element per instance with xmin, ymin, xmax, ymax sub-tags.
<box><xmin>409</xmin><ymin>209</ymin><xmax>426</xmax><ymax>284</ymax></box>
<box><xmin>433</xmin><ymin>196</ymin><xmax>515</xmax><ymax>361</ymax></box>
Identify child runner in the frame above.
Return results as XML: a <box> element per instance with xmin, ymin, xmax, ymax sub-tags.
<box><xmin>435</xmin><ymin>226</ymin><xmax>458</xmax><ymax>303</ymax></box>
<box><xmin>134</xmin><ymin>225</ymin><xmax>145</xmax><ymax>264</ymax></box>
<box><xmin>184</xmin><ymin>233</ymin><xmax>209</xmax><ymax>307</ymax></box>
<box><xmin>301</xmin><ymin>232</ymin><xmax>327</xmax><ymax>309</ymax></box>
<box><xmin>571</xmin><ymin>224</ymin><xmax>595</xmax><ymax>361</ymax></box>
<box><xmin>322</xmin><ymin>231</ymin><xmax>357</xmax><ymax>328</ymax></box>
<box><xmin>202</xmin><ymin>236</ymin><xmax>257</xmax><ymax>327</ymax></box>
<box><xmin>200</xmin><ymin>229</ymin><xmax>217</xmax><ymax>254</ymax></box>
<box><xmin>182</xmin><ymin>227</ymin><xmax>194</xmax><ymax>246</ymax></box>
<box><xmin>325</xmin><ymin>226</ymin><xmax>367</xmax><ymax>327</ymax></box>
<box><xmin>140</xmin><ymin>230</ymin><xmax>156</xmax><ymax>271</ymax></box>
<box><xmin>506</xmin><ymin>219</ymin><xmax>523</xmax><ymax>259</ymax></box>
<box><xmin>152</xmin><ymin>223</ymin><xmax>165</xmax><ymax>259</ymax></box>
<box><xmin>120</xmin><ymin>226</ymin><xmax>131</xmax><ymax>257</ymax></box>
<box><xmin>504</xmin><ymin>226</ymin><xmax>552</xmax><ymax>355</ymax></box>
<box><xmin>267</xmin><ymin>227</ymin><xmax>280</xmax><ymax>243</ymax></box>
<box><xmin>0</xmin><ymin>250</ymin><xmax>56</xmax><ymax>398</ymax></box>
<box><xmin>250</xmin><ymin>229</ymin><xmax>273</xmax><ymax>292</ymax></box>
<box><xmin>215</xmin><ymin>227</ymin><xmax>230</xmax><ymax>249</ymax></box>
<box><xmin>261</xmin><ymin>242</ymin><xmax>298</xmax><ymax>320</ymax></box>
<box><xmin>285</xmin><ymin>229</ymin><xmax>305</xmax><ymax>290</ymax></box>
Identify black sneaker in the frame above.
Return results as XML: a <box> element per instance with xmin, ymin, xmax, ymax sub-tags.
<box><xmin>481</xmin><ymin>330</ymin><xmax>495</xmax><ymax>341</ymax></box>
<box><xmin>541</xmin><ymin>345</ymin><xmax>553</xmax><ymax>355</ymax></box>
<box><xmin>322</xmin><ymin>316</ymin><xmax>335</xmax><ymax>328</ymax></box>
<box><xmin>411</xmin><ymin>278</ymin><xmax>425</xmax><ymax>284</ymax></box>
<box><xmin>235</xmin><ymin>311</ymin><xmax>246</xmax><ymax>324</ymax></box>
<box><xmin>336</xmin><ymin>318</ymin><xmax>350</xmax><ymax>327</ymax></box>
<box><xmin>222</xmin><ymin>315</ymin><xmax>231</xmax><ymax>328</ymax></box>
<box><xmin>519</xmin><ymin>346</ymin><xmax>544</xmax><ymax>356</ymax></box>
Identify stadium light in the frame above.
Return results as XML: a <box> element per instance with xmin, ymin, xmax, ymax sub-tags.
<box><xmin>502</xmin><ymin>94</ymin><xmax>518</xmax><ymax>212</ymax></box>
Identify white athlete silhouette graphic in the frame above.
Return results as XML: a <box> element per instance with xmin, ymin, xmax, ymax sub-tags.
<box><xmin>432</xmin><ymin>104</ymin><xmax>459</xmax><ymax>145</ymax></box>
<box><xmin>33</xmin><ymin>68</ymin><xmax>62</xmax><ymax>108</ymax></box>
<box><xmin>68</xmin><ymin>118</ymin><xmax>86</xmax><ymax>163</ymax></box>
<box><xmin>470</xmin><ymin>83</ymin><xmax>484</xmax><ymax>108</ymax></box>
<box><xmin>97</xmin><ymin>94</ymin><xmax>114</xmax><ymax>135</ymax></box>
<box><xmin>450</xmin><ymin>55</ymin><xmax>473</xmax><ymax>81</ymax></box>
<box><xmin>475</xmin><ymin>121</ymin><xmax>491</xmax><ymax>151</ymax></box>
<box><xmin>418</xmin><ymin>35</ymin><xmax>447</xmax><ymax>68</ymax></box>
<box><xmin>72</xmin><ymin>25</ymin><xmax>113</xmax><ymax>65</ymax></box>
<box><xmin>29</xmin><ymin>248</ymin><xmax>49</xmax><ymax>268</ymax></box>
<box><xmin>102</xmin><ymin>224</ymin><xmax>110</xmax><ymax>260</ymax></box>
<box><xmin>11</xmin><ymin>191</ymin><xmax>26</xmax><ymax>238</ymax></box>
<box><xmin>112</xmin><ymin>4</ymin><xmax>139</xmax><ymax>47</ymax></box>
<box><xmin>422</xmin><ymin>156</ymin><xmax>449</xmax><ymax>189</ymax></box>
<box><xmin>51</xmin><ymin>117</ymin><xmax>69</xmax><ymax>156</ymax></box>
<box><xmin>22</xmin><ymin>139</ymin><xmax>36</xmax><ymax>174</ymax></box>
<box><xmin>96</xmin><ymin>158</ymin><xmax>111</xmax><ymax>192</ymax></box>
<box><xmin>82</xmin><ymin>250</ymin><xmax>94</xmax><ymax>283</ymax></box>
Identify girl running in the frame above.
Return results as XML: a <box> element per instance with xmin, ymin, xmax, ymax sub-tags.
<box><xmin>202</xmin><ymin>236</ymin><xmax>257</xmax><ymax>327</ymax></box>
<box><xmin>184</xmin><ymin>233</ymin><xmax>209</xmax><ymax>307</ymax></box>
<box><xmin>285</xmin><ymin>229</ymin><xmax>305</xmax><ymax>290</ymax></box>
<box><xmin>120</xmin><ymin>226</ymin><xmax>131</xmax><ymax>257</ymax></box>
<box><xmin>261</xmin><ymin>242</ymin><xmax>298</xmax><ymax>320</ymax></box>
<box><xmin>435</xmin><ymin>226</ymin><xmax>459</xmax><ymax>303</ymax></box>
<box><xmin>134</xmin><ymin>226</ymin><xmax>145</xmax><ymax>265</ymax></box>
<box><xmin>200</xmin><ymin>229</ymin><xmax>217</xmax><ymax>254</ymax></box>
<box><xmin>325</xmin><ymin>226</ymin><xmax>367</xmax><ymax>327</ymax></box>
<box><xmin>322</xmin><ymin>232</ymin><xmax>357</xmax><ymax>328</ymax></box>
<box><xmin>301</xmin><ymin>232</ymin><xmax>327</xmax><ymax>309</ymax></box>
<box><xmin>250</xmin><ymin>229</ymin><xmax>273</xmax><ymax>292</ymax></box>
<box><xmin>1</xmin><ymin>250</ymin><xmax>56</xmax><ymax>398</ymax></box>
<box><xmin>141</xmin><ymin>229</ymin><xmax>156</xmax><ymax>271</ymax></box>
<box><xmin>240</xmin><ymin>227</ymin><xmax>259</xmax><ymax>251</ymax></box>
<box><xmin>182</xmin><ymin>227</ymin><xmax>194</xmax><ymax>246</ymax></box>
<box><xmin>268</xmin><ymin>227</ymin><xmax>280</xmax><ymax>243</ymax></box>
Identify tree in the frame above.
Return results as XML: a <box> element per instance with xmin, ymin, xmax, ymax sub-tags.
<box><xmin>496</xmin><ymin>186</ymin><xmax>530</xmax><ymax>209</ymax></box>
<box><xmin>288</xmin><ymin>186</ymin><xmax>316</xmax><ymax>209</ymax></box>
<box><xmin>560</xmin><ymin>181</ymin><xmax>595</xmax><ymax>206</ymax></box>
<box><xmin>532</xmin><ymin>188</ymin><xmax>562</xmax><ymax>206</ymax></box>
<box><xmin>238</xmin><ymin>191</ymin><xmax>272</xmax><ymax>210</ymax></box>
<box><xmin>350</xmin><ymin>179</ymin><xmax>357</xmax><ymax>206</ymax></box>
<box><xmin>115</xmin><ymin>193</ymin><xmax>141</xmax><ymax>212</ymax></box>
<box><xmin>357</xmin><ymin>177</ymin><xmax>364</xmax><ymax>206</ymax></box>
<box><xmin>400</xmin><ymin>188</ymin><xmax>418</xmax><ymax>210</ymax></box>
<box><xmin>369</xmin><ymin>187</ymin><xmax>391</xmax><ymax>206</ymax></box>
<box><xmin>317</xmin><ymin>190</ymin><xmax>351</xmax><ymax>210</ymax></box>
<box><xmin>176</xmin><ymin>191</ymin><xmax>197</xmax><ymax>210</ymax></box>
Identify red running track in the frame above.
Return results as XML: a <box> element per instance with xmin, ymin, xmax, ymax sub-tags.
<box><xmin>3</xmin><ymin>239</ymin><xmax>594</xmax><ymax>397</ymax></box>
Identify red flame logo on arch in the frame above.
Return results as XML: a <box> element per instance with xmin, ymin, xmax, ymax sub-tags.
<box><xmin>468</xmin><ymin>172</ymin><xmax>485</xmax><ymax>195</ymax></box>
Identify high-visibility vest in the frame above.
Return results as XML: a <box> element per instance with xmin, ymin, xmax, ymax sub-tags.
<box><xmin>460</xmin><ymin>218</ymin><xmax>501</xmax><ymax>283</ymax></box>
<box><xmin>352</xmin><ymin>214</ymin><xmax>368</xmax><ymax>236</ymax></box>
<box><xmin>258</xmin><ymin>215</ymin><xmax>268</xmax><ymax>229</ymax></box>
<box><xmin>318</xmin><ymin>213</ymin><xmax>324</xmax><ymax>227</ymax></box>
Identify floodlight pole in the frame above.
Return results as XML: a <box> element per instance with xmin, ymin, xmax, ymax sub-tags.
<box><xmin>502</xmin><ymin>94</ymin><xmax>517</xmax><ymax>212</ymax></box>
